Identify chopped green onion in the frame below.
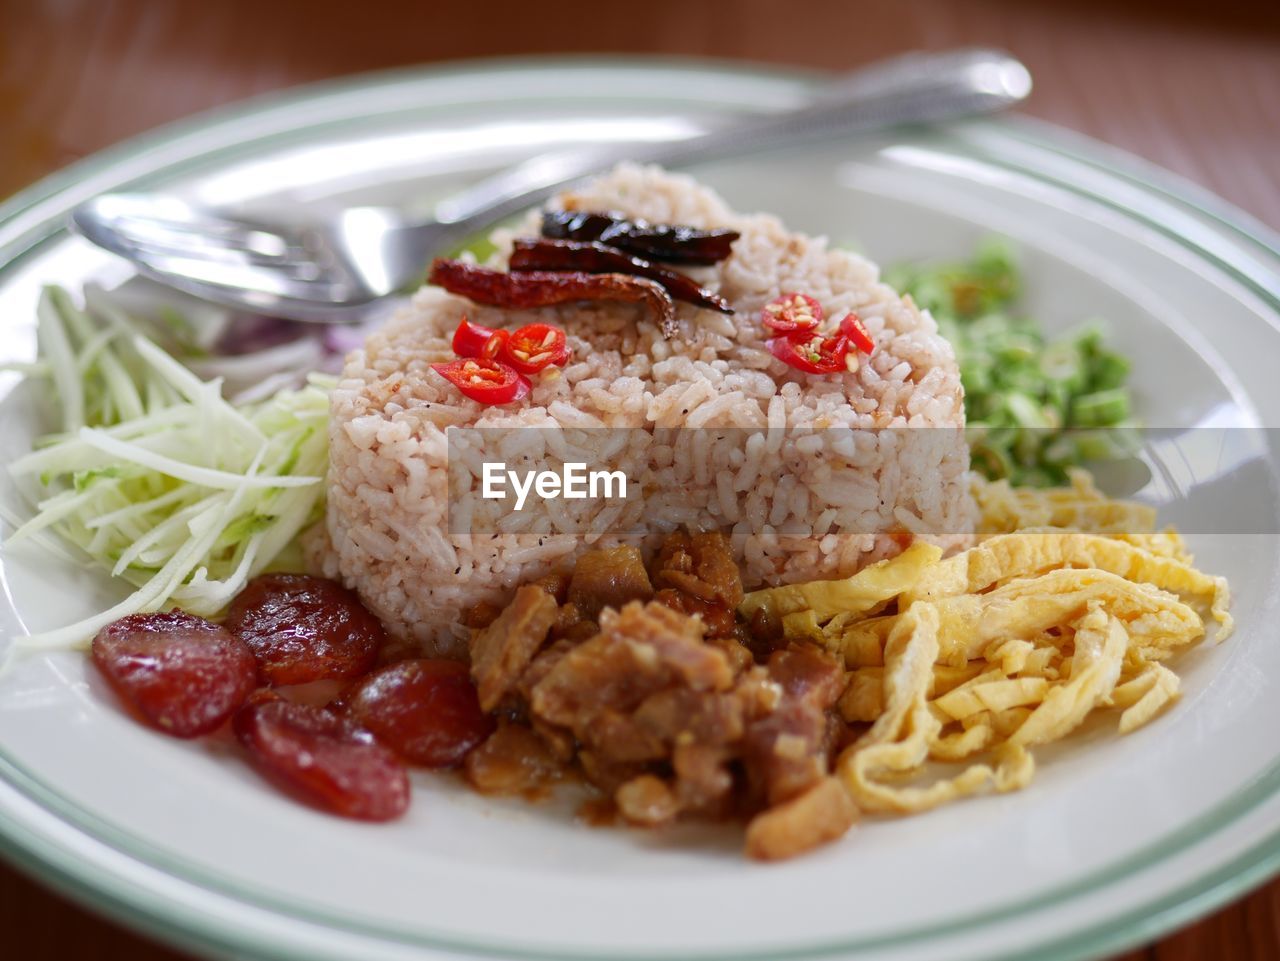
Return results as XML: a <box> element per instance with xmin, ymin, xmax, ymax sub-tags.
<box><xmin>890</xmin><ymin>240</ymin><xmax>1137</xmax><ymax>486</ymax></box>
<box><xmin>1072</xmin><ymin>388</ymin><xmax>1131</xmax><ymax>427</ymax></box>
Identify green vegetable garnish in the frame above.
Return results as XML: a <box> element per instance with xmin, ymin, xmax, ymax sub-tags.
<box><xmin>4</xmin><ymin>287</ymin><xmax>332</xmax><ymax>650</ymax></box>
<box><xmin>445</xmin><ymin>231</ymin><xmax>500</xmax><ymax>264</ymax></box>
<box><xmin>887</xmin><ymin>239</ymin><xmax>1136</xmax><ymax>486</ymax></box>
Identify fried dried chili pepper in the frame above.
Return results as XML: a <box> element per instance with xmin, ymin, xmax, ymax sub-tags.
<box><xmin>541</xmin><ymin>210</ymin><xmax>739</xmax><ymax>265</ymax></box>
<box><xmin>509</xmin><ymin>238</ymin><xmax>732</xmax><ymax>314</ymax></box>
<box><xmin>430</xmin><ymin>259</ymin><xmax>678</xmax><ymax>339</ymax></box>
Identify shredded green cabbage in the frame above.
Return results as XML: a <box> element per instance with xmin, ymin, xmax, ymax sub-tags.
<box><xmin>4</xmin><ymin>286</ymin><xmax>332</xmax><ymax>650</ymax></box>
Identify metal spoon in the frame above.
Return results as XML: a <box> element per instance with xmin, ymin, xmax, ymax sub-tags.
<box><xmin>70</xmin><ymin>49</ymin><xmax>1031</xmax><ymax>323</ymax></box>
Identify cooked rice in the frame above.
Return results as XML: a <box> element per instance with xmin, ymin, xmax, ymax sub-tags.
<box><xmin>316</xmin><ymin>165</ymin><xmax>971</xmax><ymax>657</ymax></box>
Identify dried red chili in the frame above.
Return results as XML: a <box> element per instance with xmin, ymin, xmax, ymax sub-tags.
<box><xmin>502</xmin><ymin>323</ymin><xmax>570</xmax><ymax>375</ymax></box>
<box><xmin>839</xmin><ymin>312</ymin><xmax>876</xmax><ymax>355</ymax></box>
<box><xmin>768</xmin><ymin>331</ymin><xmax>851</xmax><ymax>375</ymax></box>
<box><xmin>541</xmin><ymin>210</ymin><xmax>739</xmax><ymax>265</ymax></box>
<box><xmin>430</xmin><ymin>259</ymin><xmax>678</xmax><ymax>339</ymax></box>
<box><xmin>432</xmin><ymin>357</ymin><xmax>531</xmax><ymax>405</ymax></box>
<box><xmin>509</xmin><ymin>238</ymin><xmax>731</xmax><ymax>314</ymax></box>
<box><xmin>761</xmin><ymin>293</ymin><xmax>823</xmax><ymax>335</ymax></box>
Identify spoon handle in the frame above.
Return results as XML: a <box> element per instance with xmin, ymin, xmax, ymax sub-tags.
<box><xmin>430</xmin><ymin>49</ymin><xmax>1031</xmax><ymax>232</ymax></box>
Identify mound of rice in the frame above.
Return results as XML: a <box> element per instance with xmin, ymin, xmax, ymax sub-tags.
<box><xmin>316</xmin><ymin>165</ymin><xmax>971</xmax><ymax>658</ymax></box>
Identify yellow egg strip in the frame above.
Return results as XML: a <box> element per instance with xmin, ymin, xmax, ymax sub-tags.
<box><xmin>823</xmin><ymin>476</ymin><xmax>1231</xmax><ymax>817</ymax></box>
<box><xmin>1008</xmin><ymin>606</ymin><xmax>1127</xmax><ymax>747</ymax></box>
<box><xmin>903</xmin><ymin>532</ymin><xmax>1232</xmax><ymax>640</ymax></box>
<box><xmin>1111</xmin><ymin>662</ymin><xmax>1182</xmax><ymax>734</ymax></box>
<box><xmin>739</xmin><ymin>540</ymin><xmax>942</xmax><ymax>626</ymax></box>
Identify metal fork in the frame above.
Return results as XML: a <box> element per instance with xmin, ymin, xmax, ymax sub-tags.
<box><xmin>70</xmin><ymin>49</ymin><xmax>1031</xmax><ymax>323</ymax></box>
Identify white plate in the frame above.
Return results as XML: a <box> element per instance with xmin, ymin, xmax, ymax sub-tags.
<box><xmin>2</xmin><ymin>58</ymin><xmax>1280</xmax><ymax>961</ymax></box>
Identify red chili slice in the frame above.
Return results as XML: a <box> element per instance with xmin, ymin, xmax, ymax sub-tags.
<box><xmin>452</xmin><ymin>316</ymin><xmax>497</xmax><ymax>357</ymax></box>
<box><xmin>480</xmin><ymin>331</ymin><xmax>508</xmax><ymax>360</ymax></box>
<box><xmin>762</xmin><ymin>293</ymin><xmax>823</xmax><ymax>335</ymax></box>
<box><xmin>92</xmin><ymin>611</ymin><xmax>257</xmax><ymax>738</ymax></box>
<box><xmin>501</xmin><ymin>323</ymin><xmax>570</xmax><ymax>375</ymax></box>
<box><xmin>346</xmin><ymin>660</ymin><xmax>495</xmax><ymax>768</ymax></box>
<box><xmin>840</xmin><ymin>312</ymin><xmax>876</xmax><ymax>355</ymax></box>
<box><xmin>223</xmin><ymin>574</ymin><xmax>385</xmax><ymax>686</ymax></box>
<box><xmin>768</xmin><ymin>331</ymin><xmax>851</xmax><ymax>375</ymax></box>
<box><xmin>234</xmin><ymin>699</ymin><xmax>410</xmax><ymax>821</ymax></box>
<box><xmin>432</xmin><ymin>357</ymin><xmax>531</xmax><ymax>405</ymax></box>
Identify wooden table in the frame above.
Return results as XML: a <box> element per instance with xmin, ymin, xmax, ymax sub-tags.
<box><xmin>1</xmin><ymin>0</ymin><xmax>1278</xmax><ymax>958</ymax></box>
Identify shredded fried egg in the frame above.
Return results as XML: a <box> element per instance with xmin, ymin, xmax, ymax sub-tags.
<box><xmin>739</xmin><ymin>471</ymin><xmax>1233</xmax><ymax>817</ymax></box>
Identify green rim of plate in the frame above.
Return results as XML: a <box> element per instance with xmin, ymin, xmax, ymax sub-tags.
<box><xmin>1</xmin><ymin>54</ymin><xmax>1279</xmax><ymax>961</ymax></box>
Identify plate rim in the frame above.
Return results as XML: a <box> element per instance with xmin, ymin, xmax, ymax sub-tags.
<box><xmin>2</xmin><ymin>53</ymin><xmax>1279</xmax><ymax>961</ymax></box>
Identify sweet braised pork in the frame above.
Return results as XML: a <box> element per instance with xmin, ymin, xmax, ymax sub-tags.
<box><xmin>565</xmin><ymin>546</ymin><xmax>654</xmax><ymax>622</ymax></box>
<box><xmin>742</xmin><ymin>647</ymin><xmax>847</xmax><ymax>806</ymax></box>
<box><xmin>744</xmin><ymin>776</ymin><xmax>859</xmax><ymax>861</ymax></box>
<box><xmin>650</xmin><ymin>530</ymin><xmax>743</xmax><ymax>638</ymax></box>
<box><xmin>463</xmin><ymin>530</ymin><xmax>858</xmax><ymax>859</ymax></box>
<box><xmin>469</xmin><ymin>585</ymin><xmax>558</xmax><ymax>711</ymax></box>
<box><xmin>464</xmin><ymin>720</ymin><xmax>564</xmax><ymax>797</ymax></box>
<box><xmin>530</xmin><ymin>600</ymin><xmax>734</xmax><ymax>736</ymax></box>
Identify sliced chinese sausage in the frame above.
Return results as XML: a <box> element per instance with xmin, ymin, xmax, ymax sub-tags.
<box><xmin>233</xmin><ymin>699</ymin><xmax>409</xmax><ymax>821</ymax></box>
<box><xmin>224</xmin><ymin>574</ymin><xmax>384</xmax><ymax>686</ymax></box>
<box><xmin>346</xmin><ymin>660</ymin><xmax>495</xmax><ymax>768</ymax></box>
<box><xmin>91</xmin><ymin>610</ymin><xmax>257</xmax><ymax>738</ymax></box>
